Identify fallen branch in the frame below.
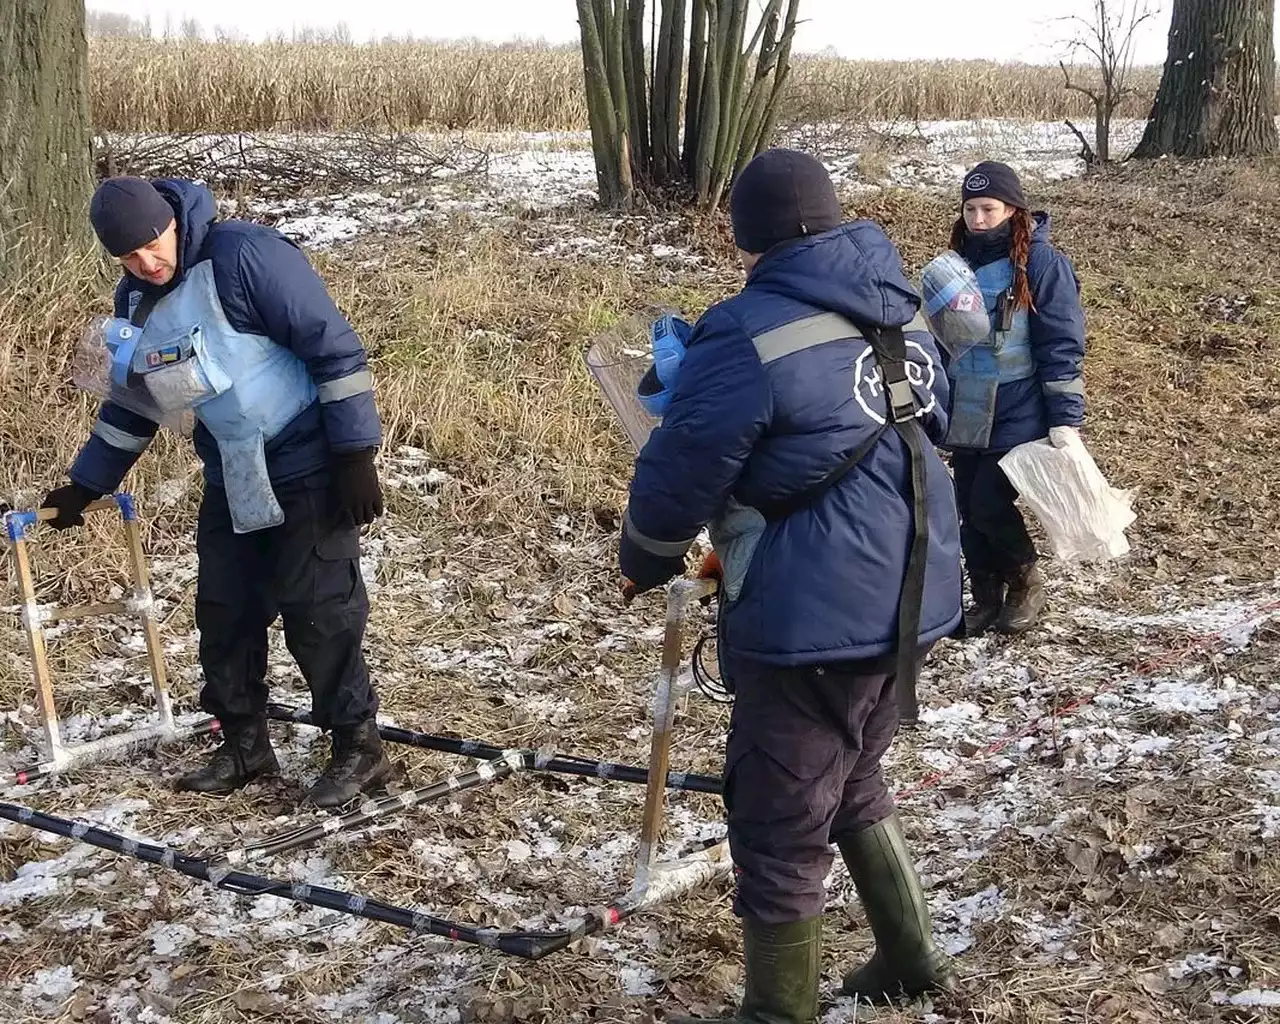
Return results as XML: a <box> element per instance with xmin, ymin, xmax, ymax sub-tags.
<box><xmin>93</xmin><ymin>124</ymin><xmax>490</xmax><ymax>198</ymax></box>
<box><xmin>1064</xmin><ymin>118</ymin><xmax>1097</xmax><ymax>167</ymax></box>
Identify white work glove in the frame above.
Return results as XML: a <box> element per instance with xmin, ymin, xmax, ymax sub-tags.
<box><xmin>1049</xmin><ymin>426</ymin><xmax>1082</xmax><ymax>449</ymax></box>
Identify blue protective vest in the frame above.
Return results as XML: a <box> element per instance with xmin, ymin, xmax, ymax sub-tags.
<box><xmin>943</xmin><ymin>257</ymin><xmax>1036</xmax><ymax>449</ymax></box>
<box><xmin>126</xmin><ymin>260</ymin><xmax>318</xmax><ymax>533</ymax></box>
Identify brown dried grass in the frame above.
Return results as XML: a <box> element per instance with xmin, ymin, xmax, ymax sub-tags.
<box><xmin>83</xmin><ymin>38</ymin><xmax>1204</xmax><ymax>134</ymax></box>
<box><xmin>2</xmin><ymin>160</ymin><xmax>1280</xmax><ymax>1023</ymax></box>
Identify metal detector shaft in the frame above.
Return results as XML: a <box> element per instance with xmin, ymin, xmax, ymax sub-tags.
<box><xmin>4</xmin><ymin>494</ymin><xmax>180</xmax><ymax>778</ymax></box>
<box><xmin>12</xmin><ymin>716</ymin><xmax>220</xmax><ymax>786</ymax></box>
<box><xmin>632</xmin><ymin>576</ymin><xmax>718</xmax><ymax>897</ymax></box>
<box><xmin>264</xmin><ymin>704</ymin><xmax>724</xmax><ymax>794</ymax></box>
<box><xmin>0</xmin><ymin>799</ymin><xmax>728</xmax><ymax>960</ymax></box>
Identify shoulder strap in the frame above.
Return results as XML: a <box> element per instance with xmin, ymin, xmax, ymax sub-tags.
<box><xmin>754</xmin><ymin>323</ymin><xmax>931</xmax><ymax>724</ymax></box>
<box><xmin>755</xmin><ymin>323</ymin><xmax>918</xmax><ymax>522</ymax></box>
<box><xmin>870</xmin><ymin>325</ymin><xmax>929</xmax><ymax>725</ymax></box>
<box><xmin>130</xmin><ymin>290</ymin><xmax>160</xmax><ymax>328</ymax></box>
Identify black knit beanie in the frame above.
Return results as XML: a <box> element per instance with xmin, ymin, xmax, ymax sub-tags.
<box><xmin>730</xmin><ymin>149</ymin><xmax>843</xmax><ymax>255</ymax></box>
<box><xmin>90</xmin><ymin>177</ymin><xmax>176</xmax><ymax>257</ymax></box>
<box><xmin>960</xmin><ymin>161</ymin><xmax>1028</xmax><ymax>210</ymax></box>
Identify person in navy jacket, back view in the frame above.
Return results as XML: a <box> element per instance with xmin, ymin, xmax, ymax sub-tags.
<box><xmin>620</xmin><ymin>150</ymin><xmax>963</xmax><ymax>1022</ymax></box>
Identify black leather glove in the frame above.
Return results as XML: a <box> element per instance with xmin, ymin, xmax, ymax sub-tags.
<box><xmin>40</xmin><ymin>482</ymin><xmax>101</xmax><ymax>531</ymax></box>
<box><xmin>331</xmin><ymin>449</ymin><xmax>383</xmax><ymax>526</ymax></box>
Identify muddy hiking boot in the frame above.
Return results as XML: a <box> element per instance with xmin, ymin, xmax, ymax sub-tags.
<box><xmin>997</xmin><ymin>563</ymin><xmax>1047</xmax><ymax>635</ymax></box>
<box><xmin>176</xmin><ymin>716</ymin><xmax>279</xmax><ymax>795</ymax></box>
<box><xmin>837</xmin><ymin>814</ymin><xmax>958</xmax><ymax>1002</ymax></box>
<box><xmin>963</xmin><ymin>573</ymin><xmax>1005</xmax><ymax>636</ymax></box>
<box><xmin>306</xmin><ymin>719</ymin><xmax>392</xmax><ymax>808</ymax></box>
<box><xmin>666</xmin><ymin>917</ymin><xmax>821</xmax><ymax>1024</ymax></box>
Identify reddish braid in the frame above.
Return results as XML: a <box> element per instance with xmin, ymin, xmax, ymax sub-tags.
<box><xmin>949</xmin><ymin>210</ymin><xmax>1037</xmax><ymax>313</ymax></box>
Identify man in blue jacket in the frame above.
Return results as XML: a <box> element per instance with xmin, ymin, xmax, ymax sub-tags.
<box><xmin>41</xmin><ymin>176</ymin><xmax>389</xmax><ymax>808</ymax></box>
<box><xmin>620</xmin><ymin>151</ymin><xmax>963</xmax><ymax>1022</ymax></box>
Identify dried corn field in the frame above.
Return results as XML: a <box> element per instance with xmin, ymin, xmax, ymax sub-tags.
<box><xmin>86</xmin><ymin>38</ymin><xmax>1184</xmax><ymax>133</ymax></box>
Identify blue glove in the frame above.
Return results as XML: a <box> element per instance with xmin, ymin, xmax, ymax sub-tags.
<box><xmin>636</xmin><ymin>314</ymin><xmax>692</xmax><ymax>417</ymax></box>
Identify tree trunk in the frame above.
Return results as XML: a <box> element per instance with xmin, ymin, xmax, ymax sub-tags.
<box><xmin>576</xmin><ymin>0</ymin><xmax>633</xmax><ymax>208</ymax></box>
<box><xmin>752</xmin><ymin>0</ymin><xmax>801</xmax><ymax>163</ymax></box>
<box><xmin>693</xmin><ymin>1</ymin><xmax>722</xmax><ymax>200</ymax></box>
<box><xmin>682</xmin><ymin>0</ymin><xmax>707</xmax><ymax>180</ymax></box>
<box><xmin>1133</xmin><ymin>0</ymin><xmax>1278</xmax><ymax>158</ymax></box>
<box><xmin>623</xmin><ymin>0</ymin><xmax>651</xmax><ymax>181</ymax></box>
<box><xmin>0</xmin><ymin>0</ymin><xmax>95</xmax><ymax>282</ymax></box>
<box><xmin>650</xmin><ymin>0</ymin><xmax>686</xmax><ymax>185</ymax></box>
<box><xmin>578</xmin><ymin>0</ymin><xmax>802</xmax><ymax>210</ymax></box>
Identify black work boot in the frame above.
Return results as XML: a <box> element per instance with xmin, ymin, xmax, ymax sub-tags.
<box><xmin>837</xmin><ymin>814</ymin><xmax>958</xmax><ymax>1002</ymax></box>
<box><xmin>997</xmin><ymin>563</ymin><xmax>1047</xmax><ymax>635</ymax></box>
<box><xmin>667</xmin><ymin>917</ymin><xmax>821</xmax><ymax>1023</ymax></box>
<box><xmin>176</xmin><ymin>717</ymin><xmax>279</xmax><ymax>795</ymax></box>
<box><xmin>963</xmin><ymin>573</ymin><xmax>1005</xmax><ymax>636</ymax></box>
<box><xmin>305</xmin><ymin>719</ymin><xmax>392</xmax><ymax>809</ymax></box>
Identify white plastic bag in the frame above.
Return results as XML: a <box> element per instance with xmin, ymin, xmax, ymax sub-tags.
<box><xmin>997</xmin><ymin>437</ymin><xmax>1135</xmax><ymax>562</ymax></box>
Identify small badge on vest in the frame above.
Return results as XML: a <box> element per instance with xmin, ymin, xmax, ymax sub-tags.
<box><xmin>145</xmin><ymin>345</ymin><xmax>184</xmax><ymax>368</ymax></box>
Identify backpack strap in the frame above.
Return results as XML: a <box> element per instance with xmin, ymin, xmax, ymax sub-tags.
<box><xmin>867</xmin><ymin>324</ymin><xmax>930</xmax><ymax>725</ymax></box>
<box><xmin>130</xmin><ymin>290</ymin><xmax>159</xmax><ymax>328</ymax></box>
<box><xmin>753</xmin><ymin>321</ymin><xmax>931</xmax><ymax>724</ymax></box>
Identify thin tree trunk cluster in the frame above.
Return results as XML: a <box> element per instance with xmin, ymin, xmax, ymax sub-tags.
<box><xmin>1134</xmin><ymin>0</ymin><xmax>1278</xmax><ymax>158</ymax></box>
<box><xmin>0</xmin><ymin>0</ymin><xmax>95</xmax><ymax>281</ymax></box>
<box><xmin>575</xmin><ymin>0</ymin><xmax>800</xmax><ymax>210</ymax></box>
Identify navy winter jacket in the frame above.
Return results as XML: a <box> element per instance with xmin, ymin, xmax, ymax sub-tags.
<box><xmin>620</xmin><ymin>221</ymin><xmax>964</xmax><ymax>666</ymax></box>
<box><xmin>945</xmin><ymin>212</ymin><xmax>1086</xmax><ymax>453</ymax></box>
<box><xmin>69</xmin><ymin>179</ymin><xmax>381</xmax><ymax>495</ymax></box>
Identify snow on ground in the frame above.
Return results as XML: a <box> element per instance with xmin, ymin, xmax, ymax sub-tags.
<box><xmin>98</xmin><ymin>119</ymin><xmax>1136</xmax><ymax>256</ymax></box>
<box><xmin>2</xmin><ymin>523</ymin><xmax>1279</xmax><ymax>1020</ymax></box>
<box><xmin>4</xmin><ymin>125</ymin><xmax>1280</xmax><ymax>1020</ymax></box>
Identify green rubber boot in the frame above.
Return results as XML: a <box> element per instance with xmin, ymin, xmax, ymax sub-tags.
<box><xmin>837</xmin><ymin>814</ymin><xmax>958</xmax><ymax>1002</ymax></box>
<box><xmin>666</xmin><ymin>917</ymin><xmax>821</xmax><ymax>1024</ymax></box>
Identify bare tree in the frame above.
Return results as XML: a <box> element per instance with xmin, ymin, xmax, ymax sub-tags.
<box><xmin>1133</xmin><ymin>0</ymin><xmax>1277</xmax><ymax>157</ymax></box>
<box><xmin>0</xmin><ymin>0</ymin><xmax>95</xmax><ymax>282</ymax></box>
<box><xmin>576</xmin><ymin>0</ymin><xmax>802</xmax><ymax>210</ymax></box>
<box><xmin>85</xmin><ymin>9</ymin><xmax>150</xmax><ymax>37</ymax></box>
<box><xmin>1058</xmin><ymin>0</ymin><xmax>1159</xmax><ymax>163</ymax></box>
<box><xmin>180</xmin><ymin>16</ymin><xmax>202</xmax><ymax>40</ymax></box>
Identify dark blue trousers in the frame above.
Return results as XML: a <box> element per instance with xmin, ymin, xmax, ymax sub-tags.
<box><xmin>194</xmin><ymin>473</ymin><xmax>377</xmax><ymax>731</ymax></box>
<box><xmin>722</xmin><ymin>654</ymin><xmax>902</xmax><ymax>924</ymax></box>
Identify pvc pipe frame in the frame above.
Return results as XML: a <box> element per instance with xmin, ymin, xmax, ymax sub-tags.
<box><xmin>5</xmin><ymin>494</ymin><xmax>178</xmax><ymax>783</ymax></box>
<box><xmin>0</xmin><ymin>575</ymin><xmax>733</xmax><ymax>958</ymax></box>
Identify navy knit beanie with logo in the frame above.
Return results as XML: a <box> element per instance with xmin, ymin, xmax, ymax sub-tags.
<box><xmin>730</xmin><ymin>149</ymin><xmax>843</xmax><ymax>255</ymax></box>
<box><xmin>89</xmin><ymin>177</ymin><xmax>176</xmax><ymax>257</ymax></box>
<box><xmin>960</xmin><ymin>161</ymin><xmax>1028</xmax><ymax>210</ymax></box>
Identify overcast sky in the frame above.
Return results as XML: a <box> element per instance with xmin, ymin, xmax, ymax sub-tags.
<box><xmin>83</xmin><ymin>0</ymin><xmax>1218</xmax><ymax>65</ymax></box>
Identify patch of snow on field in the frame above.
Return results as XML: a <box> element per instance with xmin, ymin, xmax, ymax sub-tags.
<box><xmin>97</xmin><ymin>119</ymin><xmax>1149</xmax><ymax>252</ymax></box>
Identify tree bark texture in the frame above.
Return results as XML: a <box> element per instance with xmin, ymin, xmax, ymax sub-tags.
<box><xmin>0</xmin><ymin>0</ymin><xmax>95</xmax><ymax>280</ymax></box>
<box><xmin>1134</xmin><ymin>0</ymin><xmax>1278</xmax><ymax>157</ymax></box>
<box><xmin>576</xmin><ymin>0</ymin><xmax>632</xmax><ymax>208</ymax></box>
<box><xmin>577</xmin><ymin>0</ymin><xmax>800</xmax><ymax>209</ymax></box>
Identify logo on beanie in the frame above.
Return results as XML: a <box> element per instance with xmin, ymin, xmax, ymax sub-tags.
<box><xmin>964</xmin><ymin>172</ymin><xmax>990</xmax><ymax>194</ymax></box>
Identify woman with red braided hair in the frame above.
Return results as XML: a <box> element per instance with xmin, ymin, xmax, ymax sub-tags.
<box><xmin>940</xmin><ymin>162</ymin><xmax>1087</xmax><ymax>635</ymax></box>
